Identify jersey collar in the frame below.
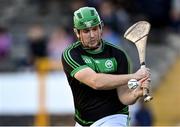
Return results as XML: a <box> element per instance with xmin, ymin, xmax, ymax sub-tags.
<box><xmin>81</xmin><ymin>40</ymin><xmax>104</xmax><ymax>54</ymax></box>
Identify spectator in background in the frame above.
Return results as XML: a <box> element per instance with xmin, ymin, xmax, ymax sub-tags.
<box><xmin>86</xmin><ymin>0</ymin><xmax>102</xmax><ymax>8</ymax></box>
<box><xmin>170</xmin><ymin>0</ymin><xmax>180</xmax><ymax>33</ymax></box>
<box><xmin>69</xmin><ymin>0</ymin><xmax>86</xmax><ymax>12</ymax></box>
<box><xmin>27</xmin><ymin>24</ymin><xmax>48</xmax><ymax>68</ymax></box>
<box><xmin>134</xmin><ymin>101</ymin><xmax>153</xmax><ymax>126</ymax></box>
<box><xmin>28</xmin><ymin>0</ymin><xmax>49</xmax><ymax>15</ymax></box>
<box><xmin>28</xmin><ymin>0</ymin><xmax>62</xmax><ymax>16</ymax></box>
<box><xmin>115</xmin><ymin>5</ymin><xmax>131</xmax><ymax>34</ymax></box>
<box><xmin>0</xmin><ymin>26</ymin><xmax>12</xmax><ymax>59</ymax></box>
<box><xmin>47</xmin><ymin>26</ymin><xmax>72</xmax><ymax>70</ymax></box>
<box><xmin>102</xmin><ymin>26</ymin><xmax>122</xmax><ymax>46</ymax></box>
<box><xmin>98</xmin><ymin>1</ymin><xmax>119</xmax><ymax>33</ymax></box>
<box><xmin>132</xmin><ymin>0</ymin><xmax>171</xmax><ymax>28</ymax></box>
<box><xmin>48</xmin><ymin>27</ymin><xmax>72</xmax><ymax>60</ymax></box>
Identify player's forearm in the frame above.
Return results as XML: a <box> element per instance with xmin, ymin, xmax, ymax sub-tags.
<box><xmin>74</xmin><ymin>67</ymin><xmax>142</xmax><ymax>90</ymax></box>
<box><xmin>117</xmin><ymin>86</ymin><xmax>142</xmax><ymax>105</ymax></box>
<box><xmin>122</xmin><ymin>90</ymin><xmax>142</xmax><ymax>105</ymax></box>
<box><xmin>92</xmin><ymin>73</ymin><xmax>135</xmax><ymax>90</ymax></box>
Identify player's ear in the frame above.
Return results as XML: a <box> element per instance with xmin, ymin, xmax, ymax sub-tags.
<box><xmin>74</xmin><ymin>28</ymin><xmax>80</xmax><ymax>38</ymax></box>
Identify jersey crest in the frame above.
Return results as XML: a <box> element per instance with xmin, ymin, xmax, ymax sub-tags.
<box><xmin>82</xmin><ymin>55</ymin><xmax>117</xmax><ymax>73</ymax></box>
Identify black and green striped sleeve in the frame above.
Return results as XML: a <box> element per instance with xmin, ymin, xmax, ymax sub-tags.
<box><xmin>61</xmin><ymin>47</ymin><xmax>88</xmax><ymax>77</ymax></box>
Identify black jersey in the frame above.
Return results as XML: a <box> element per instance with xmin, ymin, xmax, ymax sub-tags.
<box><xmin>62</xmin><ymin>40</ymin><xmax>132</xmax><ymax>126</ymax></box>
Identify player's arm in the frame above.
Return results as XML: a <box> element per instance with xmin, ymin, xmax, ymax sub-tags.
<box><xmin>62</xmin><ymin>46</ymin><xmax>150</xmax><ymax>90</ymax></box>
<box><xmin>74</xmin><ymin>67</ymin><xmax>150</xmax><ymax>90</ymax></box>
<box><xmin>117</xmin><ymin>77</ymin><xmax>150</xmax><ymax>105</ymax></box>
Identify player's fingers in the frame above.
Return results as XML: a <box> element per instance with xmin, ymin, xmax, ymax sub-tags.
<box><xmin>138</xmin><ymin>76</ymin><xmax>149</xmax><ymax>84</ymax></box>
<box><xmin>143</xmin><ymin>77</ymin><xmax>151</xmax><ymax>82</ymax></box>
<box><xmin>142</xmin><ymin>67</ymin><xmax>151</xmax><ymax>77</ymax></box>
<box><xmin>138</xmin><ymin>77</ymin><xmax>151</xmax><ymax>90</ymax></box>
<box><xmin>146</xmin><ymin>68</ymin><xmax>151</xmax><ymax>76</ymax></box>
<box><xmin>141</xmin><ymin>80</ymin><xmax>150</xmax><ymax>89</ymax></box>
<box><xmin>147</xmin><ymin>77</ymin><xmax>151</xmax><ymax>82</ymax></box>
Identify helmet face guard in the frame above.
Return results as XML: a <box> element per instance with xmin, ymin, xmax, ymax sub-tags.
<box><xmin>74</xmin><ymin>7</ymin><xmax>102</xmax><ymax>30</ymax></box>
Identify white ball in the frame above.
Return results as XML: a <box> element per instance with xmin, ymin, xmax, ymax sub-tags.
<box><xmin>128</xmin><ymin>79</ymin><xmax>139</xmax><ymax>89</ymax></box>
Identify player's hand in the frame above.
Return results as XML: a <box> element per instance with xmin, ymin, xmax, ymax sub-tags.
<box><xmin>140</xmin><ymin>77</ymin><xmax>151</xmax><ymax>90</ymax></box>
<box><xmin>133</xmin><ymin>67</ymin><xmax>151</xmax><ymax>80</ymax></box>
<box><xmin>132</xmin><ymin>76</ymin><xmax>151</xmax><ymax>98</ymax></box>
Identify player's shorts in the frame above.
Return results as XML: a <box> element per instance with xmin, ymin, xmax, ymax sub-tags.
<box><xmin>75</xmin><ymin>114</ymin><xmax>130</xmax><ymax>127</ymax></box>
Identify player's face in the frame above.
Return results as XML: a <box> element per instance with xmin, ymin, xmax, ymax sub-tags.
<box><xmin>79</xmin><ymin>25</ymin><xmax>102</xmax><ymax>49</ymax></box>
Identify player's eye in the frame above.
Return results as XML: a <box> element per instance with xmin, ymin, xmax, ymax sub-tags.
<box><xmin>82</xmin><ymin>29</ymin><xmax>90</xmax><ymax>33</ymax></box>
<box><xmin>92</xmin><ymin>26</ymin><xmax>98</xmax><ymax>31</ymax></box>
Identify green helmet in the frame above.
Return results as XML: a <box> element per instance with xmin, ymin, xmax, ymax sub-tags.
<box><xmin>73</xmin><ymin>7</ymin><xmax>101</xmax><ymax>30</ymax></box>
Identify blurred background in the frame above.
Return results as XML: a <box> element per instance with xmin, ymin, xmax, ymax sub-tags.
<box><xmin>0</xmin><ymin>0</ymin><xmax>180</xmax><ymax>126</ymax></box>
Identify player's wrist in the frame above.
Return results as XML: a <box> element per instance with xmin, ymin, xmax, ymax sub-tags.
<box><xmin>129</xmin><ymin>74</ymin><xmax>137</xmax><ymax>80</ymax></box>
<box><xmin>133</xmin><ymin>88</ymin><xmax>143</xmax><ymax>99</ymax></box>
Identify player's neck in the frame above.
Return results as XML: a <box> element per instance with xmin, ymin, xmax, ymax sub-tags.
<box><xmin>82</xmin><ymin>40</ymin><xmax>103</xmax><ymax>51</ymax></box>
<box><xmin>94</xmin><ymin>41</ymin><xmax>102</xmax><ymax>51</ymax></box>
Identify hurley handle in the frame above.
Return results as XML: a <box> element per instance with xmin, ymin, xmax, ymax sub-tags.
<box><xmin>140</xmin><ymin>64</ymin><xmax>153</xmax><ymax>102</ymax></box>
